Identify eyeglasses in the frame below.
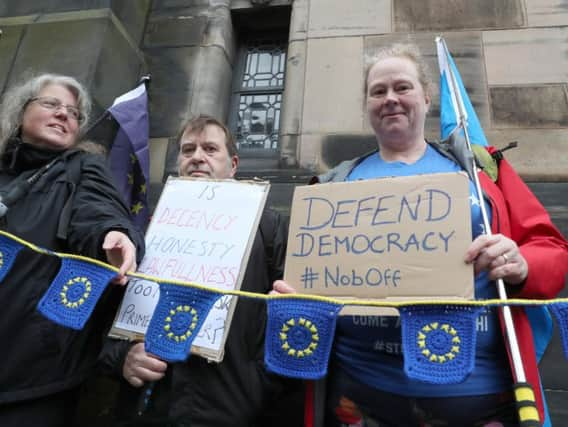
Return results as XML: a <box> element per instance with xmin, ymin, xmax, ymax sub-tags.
<box><xmin>28</xmin><ymin>96</ymin><xmax>85</xmax><ymax>123</ymax></box>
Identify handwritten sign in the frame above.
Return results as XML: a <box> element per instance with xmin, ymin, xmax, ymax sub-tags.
<box><xmin>284</xmin><ymin>172</ymin><xmax>473</xmax><ymax>305</ymax></box>
<box><xmin>110</xmin><ymin>177</ymin><xmax>269</xmax><ymax>362</ymax></box>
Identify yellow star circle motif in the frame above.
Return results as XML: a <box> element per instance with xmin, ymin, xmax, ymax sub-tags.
<box><xmin>279</xmin><ymin>317</ymin><xmax>319</xmax><ymax>358</ymax></box>
<box><xmin>0</xmin><ymin>250</ymin><xmax>4</xmax><ymax>269</ymax></box>
<box><xmin>164</xmin><ymin>305</ymin><xmax>198</xmax><ymax>343</ymax></box>
<box><xmin>417</xmin><ymin>322</ymin><xmax>461</xmax><ymax>364</ymax></box>
<box><xmin>60</xmin><ymin>276</ymin><xmax>92</xmax><ymax>309</ymax></box>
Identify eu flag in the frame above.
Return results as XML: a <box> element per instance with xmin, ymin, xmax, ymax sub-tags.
<box><xmin>0</xmin><ymin>233</ymin><xmax>24</xmax><ymax>284</ymax></box>
<box><xmin>37</xmin><ymin>257</ymin><xmax>116</xmax><ymax>330</ymax></box>
<box><xmin>264</xmin><ymin>298</ymin><xmax>342</xmax><ymax>380</ymax></box>
<box><xmin>144</xmin><ymin>283</ymin><xmax>221</xmax><ymax>362</ymax></box>
<box><xmin>400</xmin><ymin>304</ymin><xmax>483</xmax><ymax>384</ymax></box>
<box><xmin>107</xmin><ymin>80</ymin><xmax>150</xmax><ymax>231</ymax></box>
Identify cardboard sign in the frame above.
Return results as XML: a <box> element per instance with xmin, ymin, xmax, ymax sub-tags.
<box><xmin>284</xmin><ymin>172</ymin><xmax>474</xmax><ymax>310</ymax></box>
<box><xmin>110</xmin><ymin>177</ymin><xmax>269</xmax><ymax>362</ymax></box>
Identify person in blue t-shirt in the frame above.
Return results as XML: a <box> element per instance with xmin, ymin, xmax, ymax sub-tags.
<box><xmin>272</xmin><ymin>43</ymin><xmax>568</xmax><ymax>427</ymax></box>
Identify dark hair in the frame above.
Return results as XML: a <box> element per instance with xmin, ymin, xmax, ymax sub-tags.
<box><xmin>176</xmin><ymin>114</ymin><xmax>238</xmax><ymax>157</ymax></box>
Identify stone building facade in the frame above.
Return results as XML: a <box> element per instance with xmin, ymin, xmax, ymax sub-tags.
<box><xmin>0</xmin><ymin>0</ymin><xmax>566</xmax><ymax>424</ymax></box>
<box><xmin>1</xmin><ymin>1</ymin><xmax>566</xmax><ymax>202</ymax></box>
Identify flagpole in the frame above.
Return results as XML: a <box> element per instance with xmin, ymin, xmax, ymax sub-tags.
<box><xmin>436</xmin><ymin>36</ymin><xmax>540</xmax><ymax>427</ymax></box>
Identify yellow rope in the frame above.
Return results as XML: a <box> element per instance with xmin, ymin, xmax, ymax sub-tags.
<box><xmin>3</xmin><ymin>229</ymin><xmax>566</xmax><ymax>308</ymax></box>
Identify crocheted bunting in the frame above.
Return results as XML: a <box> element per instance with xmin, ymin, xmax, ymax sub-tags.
<box><xmin>264</xmin><ymin>298</ymin><xmax>342</xmax><ymax>380</ymax></box>
<box><xmin>144</xmin><ymin>283</ymin><xmax>220</xmax><ymax>362</ymax></box>
<box><xmin>399</xmin><ymin>305</ymin><xmax>483</xmax><ymax>384</ymax></box>
<box><xmin>549</xmin><ymin>303</ymin><xmax>568</xmax><ymax>360</ymax></box>
<box><xmin>0</xmin><ymin>234</ymin><xmax>24</xmax><ymax>284</ymax></box>
<box><xmin>37</xmin><ymin>258</ymin><xmax>116</xmax><ymax>330</ymax></box>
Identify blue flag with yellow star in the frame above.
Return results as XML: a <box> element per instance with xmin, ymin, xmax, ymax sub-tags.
<box><xmin>37</xmin><ymin>257</ymin><xmax>116</xmax><ymax>330</ymax></box>
<box><xmin>399</xmin><ymin>304</ymin><xmax>483</xmax><ymax>384</ymax></box>
<box><xmin>145</xmin><ymin>283</ymin><xmax>221</xmax><ymax>362</ymax></box>
<box><xmin>264</xmin><ymin>298</ymin><xmax>342</xmax><ymax>380</ymax></box>
<box><xmin>108</xmin><ymin>80</ymin><xmax>150</xmax><ymax>231</ymax></box>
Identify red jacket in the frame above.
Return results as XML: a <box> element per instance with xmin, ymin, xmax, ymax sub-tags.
<box><xmin>481</xmin><ymin>147</ymin><xmax>568</xmax><ymax>422</ymax></box>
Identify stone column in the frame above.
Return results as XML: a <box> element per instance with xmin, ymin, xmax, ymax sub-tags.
<box><xmin>0</xmin><ymin>1</ymin><xmax>150</xmax><ymax>118</ymax></box>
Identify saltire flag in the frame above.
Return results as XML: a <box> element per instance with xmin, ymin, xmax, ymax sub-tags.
<box><xmin>437</xmin><ymin>37</ymin><xmax>551</xmax><ymax>424</ymax></box>
<box><xmin>144</xmin><ymin>283</ymin><xmax>221</xmax><ymax>362</ymax></box>
<box><xmin>399</xmin><ymin>305</ymin><xmax>483</xmax><ymax>384</ymax></box>
<box><xmin>436</xmin><ymin>37</ymin><xmax>488</xmax><ymax>146</ymax></box>
<box><xmin>37</xmin><ymin>257</ymin><xmax>116</xmax><ymax>330</ymax></box>
<box><xmin>264</xmin><ymin>298</ymin><xmax>342</xmax><ymax>380</ymax></box>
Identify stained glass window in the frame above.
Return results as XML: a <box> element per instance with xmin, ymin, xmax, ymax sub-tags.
<box><xmin>233</xmin><ymin>40</ymin><xmax>287</xmax><ymax>151</ymax></box>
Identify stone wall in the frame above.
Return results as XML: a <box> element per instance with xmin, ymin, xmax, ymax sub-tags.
<box><xmin>0</xmin><ymin>1</ymin><xmax>150</xmax><ymax>116</ymax></box>
<box><xmin>143</xmin><ymin>0</ymin><xmax>237</xmax><ymax>184</ymax></box>
<box><xmin>284</xmin><ymin>0</ymin><xmax>568</xmax><ymax>181</ymax></box>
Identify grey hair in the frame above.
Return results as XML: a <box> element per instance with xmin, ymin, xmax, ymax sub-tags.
<box><xmin>364</xmin><ymin>43</ymin><xmax>433</xmax><ymax>98</ymax></box>
<box><xmin>0</xmin><ymin>73</ymin><xmax>92</xmax><ymax>153</ymax></box>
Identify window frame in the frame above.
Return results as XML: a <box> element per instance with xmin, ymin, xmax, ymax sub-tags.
<box><xmin>228</xmin><ymin>35</ymin><xmax>288</xmax><ymax>160</ymax></box>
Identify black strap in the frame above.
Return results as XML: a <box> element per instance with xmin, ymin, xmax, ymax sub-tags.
<box><xmin>0</xmin><ymin>156</ymin><xmax>60</xmax><ymax>219</ymax></box>
<box><xmin>491</xmin><ymin>141</ymin><xmax>518</xmax><ymax>163</ymax></box>
<box><xmin>56</xmin><ymin>154</ymin><xmax>83</xmax><ymax>240</ymax></box>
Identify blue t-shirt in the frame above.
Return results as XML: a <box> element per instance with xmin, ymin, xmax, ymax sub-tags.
<box><xmin>334</xmin><ymin>144</ymin><xmax>512</xmax><ymax>397</ymax></box>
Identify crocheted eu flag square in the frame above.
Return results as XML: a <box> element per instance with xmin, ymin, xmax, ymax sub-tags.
<box><xmin>265</xmin><ymin>298</ymin><xmax>342</xmax><ymax>380</ymax></box>
<box><xmin>0</xmin><ymin>234</ymin><xmax>24</xmax><ymax>284</ymax></box>
<box><xmin>550</xmin><ymin>303</ymin><xmax>568</xmax><ymax>359</ymax></box>
<box><xmin>399</xmin><ymin>305</ymin><xmax>482</xmax><ymax>384</ymax></box>
<box><xmin>38</xmin><ymin>258</ymin><xmax>116</xmax><ymax>330</ymax></box>
<box><xmin>145</xmin><ymin>283</ymin><xmax>220</xmax><ymax>362</ymax></box>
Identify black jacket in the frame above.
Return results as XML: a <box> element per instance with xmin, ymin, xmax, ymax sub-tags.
<box><xmin>0</xmin><ymin>140</ymin><xmax>145</xmax><ymax>404</ymax></box>
<box><xmin>100</xmin><ymin>208</ymin><xmax>304</xmax><ymax>427</ymax></box>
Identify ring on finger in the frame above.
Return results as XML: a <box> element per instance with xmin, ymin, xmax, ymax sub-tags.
<box><xmin>502</xmin><ymin>253</ymin><xmax>509</xmax><ymax>264</ymax></box>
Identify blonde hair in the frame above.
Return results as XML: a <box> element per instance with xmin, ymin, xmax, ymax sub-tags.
<box><xmin>364</xmin><ymin>43</ymin><xmax>433</xmax><ymax>97</ymax></box>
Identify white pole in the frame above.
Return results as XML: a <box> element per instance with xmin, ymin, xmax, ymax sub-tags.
<box><xmin>436</xmin><ymin>36</ymin><xmax>526</xmax><ymax>383</ymax></box>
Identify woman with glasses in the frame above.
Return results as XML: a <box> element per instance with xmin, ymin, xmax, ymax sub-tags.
<box><xmin>0</xmin><ymin>73</ymin><xmax>145</xmax><ymax>426</ymax></box>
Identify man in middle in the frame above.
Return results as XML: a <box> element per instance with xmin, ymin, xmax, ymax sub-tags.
<box><xmin>100</xmin><ymin>115</ymin><xmax>304</xmax><ymax>427</ymax></box>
